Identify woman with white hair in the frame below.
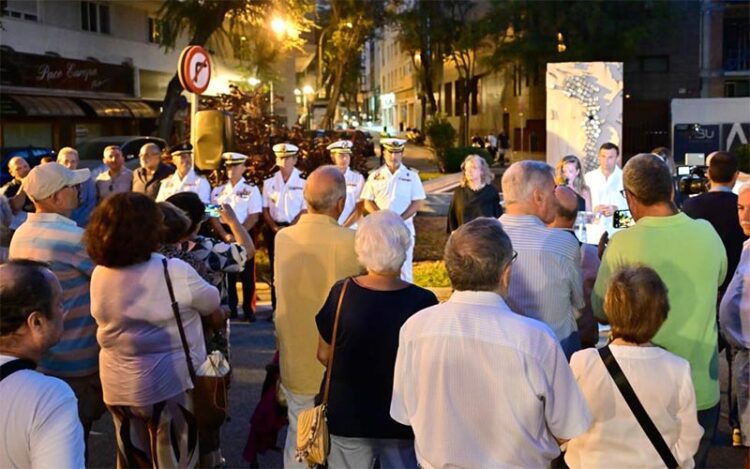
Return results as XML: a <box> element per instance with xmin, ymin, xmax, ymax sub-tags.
<box><xmin>315</xmin><ymin>210</ymin><xmax>438</xmax><ymax>468</ymax></box>
<box><xmin>447</xmin><ymin>154</ymin><xmax>502</xmax><ymax>232</ymax></box>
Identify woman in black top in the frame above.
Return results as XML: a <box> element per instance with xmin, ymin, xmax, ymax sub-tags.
<box><xmin>447</xmin><ymin>154</ymin><xmax>502</xmax><ymax>232</ymax></box>
<box><xmin>316</xmin><ymin>210</ymin><xmax>438</xmax><ymax>468</ymax></box>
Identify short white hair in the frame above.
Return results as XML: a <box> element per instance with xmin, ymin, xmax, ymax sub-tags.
<box><xmin>355</xmin><ymin>210</ymin><xmax>412</xmax><ymax>274</ymax></box>
<box><xmin>57</xmin><ymin>147</ymin><xmax>78</xmax><ymax>160</ymax></box>
<box><xmin>501</xmin><ymin>160</ymin><xmax>554</xmax><ymax>204</ymax></box>
<box><xmin>739</xmin><ymin>182</ymin><xmax>750</xmax><ymax>196</ymax></box>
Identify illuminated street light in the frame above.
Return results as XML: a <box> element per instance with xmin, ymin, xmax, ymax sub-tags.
<box><xmin>248</xmin><ymin>77</ymin><xmax>261</xmax><ymax>87</ymax></box>
<box><xmin>302</xmin><ymin>85</ymin><xmax>314</xmax><ymax>95</ymax></box>
<box><xmin>271</xmin><ymin>16</ymin><xmax>288</xmax><ymax>37</ymax></box>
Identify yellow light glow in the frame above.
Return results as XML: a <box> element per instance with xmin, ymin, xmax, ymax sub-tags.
<box><xmin>271</xmin><ymin>17</ymin><xmax>288</xmax><ymax>36</ymax></box>
<box><xmin>303</xmin><ymin>85</ymin><xmax>314</xmax><ymax>95</ymax></box>
<box><xmin>248</xmin><ymin>77</ymin><xmax>261</xmax><ymax>87</ymax></box>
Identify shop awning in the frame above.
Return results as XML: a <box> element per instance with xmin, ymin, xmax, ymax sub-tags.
<box><xmin>79</xmin><ymin>99</ymin><xmax>159</xmax><ymax>118</ymax></box>
<box><xmin>6</xmin><ymin>94</ymin><xmax>86</xmax><ymax>117</ymax></box>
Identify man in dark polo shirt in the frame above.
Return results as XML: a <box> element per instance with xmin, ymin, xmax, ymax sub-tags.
<box><xmin>132</xmin><ymin>143</ymin><xmax>174</xmax><ymax>200</ymax></box>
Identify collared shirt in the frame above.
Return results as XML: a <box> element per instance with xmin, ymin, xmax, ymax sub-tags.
<box><xmin>720</xmin><ymin>240</ymin><xmax>750</xmax><ymax>349</ymax></box>
<box><xmin>584</xmin><ymin>166</ymin><xmax>627</xmax><ymax>211</ymax></box>
<box><xmin>274</xmin><ymin>214</ymin><xmax>362</xmax><ymax>395</ymax></box>
<box><xmin>338</xmin><ymin>167</ymin><xmax>365</xmax><ymax>228</ymax></box>
<box><xmin>498</xmin><ymin>214</ymin><xmax>585</xmax><ymax>344</ymax></box>
<box><xmin>390</xmin><ymin>290</ymin><xmax>592</xmax><ymax>468</ymax></box>
<box><xmin>211</xmin><ymin>179</ymin><xmax>262</xmax><ymax>225</ymax></box>
<box><xmin>262</xmin><ymin>168</ymin><xmax>307</xmax><ymax>224</ymax></box>
<box><xmin>0</xmin><ymin>354</ymin><xmax>85</xmax><ymax>469</ymax></box>
<box><xmin>70</xmin><ymin>178</ymin><xmax>96</xmax><ymax>227</ymax></box>
<box><xmin>132</xmin><ymin>163</ymin><xmax>175</xmax><ymax>200</ymax></box>
<box><xmin>8</xmin><ymin>212</ymin><xmax>98</xmax><ymax>378</ymax></box>
<box><xmin>155</xmin><ymin>169</ymin><xmax>211</xmax><ymax>203</ymax></box>
<box><xmin>360</xmin><ymin>164</ymin><xmax>426</xmax><ymax>234</ymax></box>
<box><xmin>95</xmin><ymin>167</ymin><xmax>133</xmax><ymax>202</ymax></box>
<box><xmin>593</xmin><ymin>213</ymin><xmax>727</xmax><ymax>410</ymax></box>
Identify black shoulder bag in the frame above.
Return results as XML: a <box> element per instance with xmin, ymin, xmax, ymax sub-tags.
<box><xmin>598</xmin><ymin>345</ymin><xmax>679</xmax><ymax>468</ymax></box>
<box><xmin>0</xmin><ymin>359</ymin><xmax>36</xmax><ymax>381</ymax></box>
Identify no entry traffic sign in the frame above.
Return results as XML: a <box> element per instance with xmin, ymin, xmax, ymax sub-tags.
<box><xmin>178</xmin><ymin>46</ymin><xmax>212</xmax><ymax>95</ymax></box>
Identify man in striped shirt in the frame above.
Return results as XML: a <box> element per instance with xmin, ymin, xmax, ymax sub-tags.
<box><xmin>499</xmin><ymin>160</ymin><xmax>585</xmax><ymax>359</ymax></box>
<box><xmin>9</xmin><ymin>163</ymin><xmax>104</xmax><ymax>456</ymax></box>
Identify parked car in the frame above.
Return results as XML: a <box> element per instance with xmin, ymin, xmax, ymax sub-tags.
<box><xmin>0</xmin><ymin>146</ymin><xmax>55</xmax><ymax>186</ymax></box>
<box><xmin>76</xmin><ymin>136</ymin><xmax>167</xmax><ymax>174</ymax></box>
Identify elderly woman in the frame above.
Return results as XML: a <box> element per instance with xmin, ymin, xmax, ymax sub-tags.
<box><xmin>316</xmin><ymin>210</ymin><xmax>438</xmax><ymax>468</ymax></box>
<box><xmin>565</xmin><ymin>265</ymin><xmax>703</xmax><ymax>468</ymax></box>
<box><xmin>447</xmin><ymin>154</ymin><xmax>502</xmax><ymax>232</ymax></box>
<box><xmin>86</xmin><ymin>192</ymin><xmax>224</xmax><ymax>468</ymax></box>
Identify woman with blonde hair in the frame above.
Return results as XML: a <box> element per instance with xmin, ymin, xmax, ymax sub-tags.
<box><xmin>447</xmin><ymin>154</ymin><xmax>502</xmax><ymax>232</ymax></box>
<box><xmin>555</xmin><ymin>155</ymin><xmax>592</xmax><ymax>211</ymax></box>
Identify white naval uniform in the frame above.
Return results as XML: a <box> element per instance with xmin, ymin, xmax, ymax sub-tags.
<box><xmin>211</xmin><ymin>179</ymin><xmax>262</xmax><ymax>224</ymax></box>
<box><xmin>360</xmin><ymin>164</ymin><xmax>426</xmax><ymax>282</ymax></box>
<box><xmin>338</xmin><ymin>168</ymin><xmax>365</xmax><ymax>229</ymax></box>
<box><xmin>155</xmin><ymin>169</ymin><xmax>211</xmax><ymax>203</ymax></box>
<box><xmin>262</xmin><ymin>167</ymin><xmax>307</xmax><ymax>224</ymax></box>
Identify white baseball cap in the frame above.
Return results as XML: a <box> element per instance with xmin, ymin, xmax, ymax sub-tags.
<box><xmin>22</xmin><ymin>163</ymin><xmax>90</xmax><ymax>202</ymax></box>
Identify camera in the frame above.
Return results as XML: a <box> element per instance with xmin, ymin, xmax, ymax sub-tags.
<box><xmin>677</xmin><ymin>165</ymin><xmax>708</xmax><ymax>196</ymax></box>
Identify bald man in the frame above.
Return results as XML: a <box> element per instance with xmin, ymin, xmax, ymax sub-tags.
<box><xmin>273</xmin><ymin>165</ymin><xmax>362</xmax><ymax>468</ymax></box>
<box><xmin>132</xmin><ymin>143</ymin><xmax>174</xmax><ymax>200</ymax></box>
<box><xmin>58</xmin><ymin>147</ymin><xmax>96</xmax><ymax>227</ymax></box>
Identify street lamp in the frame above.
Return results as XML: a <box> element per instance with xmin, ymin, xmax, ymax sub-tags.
<box><xmin>298</xmin><ymin>85</ymin><xmax>314</xmax><ymax>129</ymax></box>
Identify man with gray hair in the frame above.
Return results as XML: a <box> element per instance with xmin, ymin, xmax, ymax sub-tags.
<box><xmin>391</xmin><ymin>217</ymin><xmax>591</xmax><ymax>468</ymax></box>
<box><xmin>593</xmin><ymin>153</ymin><xmax>727</xmax><ymax>465</ymax></box>
<box><xmin>498</xmin><ymin>160</ymin><xmax>585</xmax><ymax>358</ymax></box>
<box><xmin>132</xmin><ymin>143</ymin><xmax>174</xmax><ymax>200</ymax></box>
<box><xmin>273</xmin><ymin>165</ymin><xmax>362</xmax><ymax>468</ymax></box>
<box><xmin>57</xmin><ymin>147</ymin><xmax>96</xmax><ymax>227</ymax></box>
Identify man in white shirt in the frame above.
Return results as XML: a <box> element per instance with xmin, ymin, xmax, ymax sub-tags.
<box><xmin>0</xmin><ymin>260</ymin><xmax>85</xmax><ymax>469</ymax></box>
<box><xmin>391</xmin><ymin>218</ymin><xmax>591</xmax><ymax>468</ymax></box>
<box><xmin>262</xmin><ymin>143</ymin><xmax>307</xmax><ymax>311</ymax></box>
<box><xmin>156</xmin><ymin>144</ymin><xmax>211</xmax><ymax>203</ymax></box>
<box><xmin>327</xmin><ymin>140</ymin><xmax>364</xmax><ymax>229</ymax></box>
<box><xmin>360</xmin><ymin>138</ymin><xmax>425</xmax><ymax>281</ymax></box>
<box><xmin>584</xmin><ymin>143</ymin><xmax>627</xmax><ymax>227</ymax></box>
<box><xmin>95</xmin><ymin>145</ymin><xmax>133</xmax><ymax>202</ymax></box>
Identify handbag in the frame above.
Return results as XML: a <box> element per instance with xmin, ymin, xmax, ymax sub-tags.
<box><xmin>295</xmin><ymin>278</ymin><xmax>350</xmax><ymax>468</ymax></box>
<box><xmin>162</xmin><ymin>258</ymin><xmax>230</xmax><ymax>430</ymax></box>
<box><xmin>599</xmin><ymin>345</ymin><xmax>679</xmax><ymax>469</ymax></box>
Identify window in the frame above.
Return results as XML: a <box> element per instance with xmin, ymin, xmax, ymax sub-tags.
<box><xmin>148</xmin><ymin>17</ymin><xmax>162</xmax><ymax>44</ymax></box>
<box><xmin>81</xmin><ymin>1</ymin><xmax>110</xmax><ymax>34</ymax></box>
<box><xmin>444</xmin><ymin>82</ymin><xmax>452</xmax><ymax>117</ymax></box>
<box><xmin>455</xmin><ymin>79</ymin><xmax>465</xmax><ymax>117</ymax></box>
<box><xmin>1</xmin><ymin>0</ymin><xmax>38</xmax><ymax>21</ymax></box>
<box><xmin>725</xmin><ymin>80</ymin><xmax>750</xmax><ymax>97</ymax></box>
<box><xmin>724</xmin><ymin>17</ymin><xmax>750</xmax><ymax>71</ymax></box>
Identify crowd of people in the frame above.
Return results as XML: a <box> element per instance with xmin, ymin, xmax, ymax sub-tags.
<box><xmin>0</xmin><ymin>133</ymin><xmax>748</xmax><ymax>469</ymax></box>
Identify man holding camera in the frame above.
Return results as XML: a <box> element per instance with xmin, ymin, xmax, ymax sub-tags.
<box><xmin>683</xmin><ymin>151</ymin><xmax>747</xmax><ymax>294</ymax></box>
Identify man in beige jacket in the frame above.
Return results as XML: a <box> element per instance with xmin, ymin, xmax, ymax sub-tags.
<box><xmin>274</xmin><ymin>165</ymin><xmax>362</xmax><ymax>468</ymax></box>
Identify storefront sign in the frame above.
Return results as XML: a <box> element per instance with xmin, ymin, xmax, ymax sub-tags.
<box><xmin>0</xmin><ymin>50</ymin><xmax>134</xmax><ymax>94</ymax></box>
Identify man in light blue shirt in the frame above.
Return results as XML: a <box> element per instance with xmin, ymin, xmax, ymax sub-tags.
<box><xmin>499</xmin><ymin>160</ymin><xmax>584</xmax><ymax>359</ymax></box>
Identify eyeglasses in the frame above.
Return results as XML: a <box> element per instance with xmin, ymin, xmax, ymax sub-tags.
<box><xmin>510</xmin><ymin>250</ymin><xmax>518</xmax><ymax>264</ymax></box>
<box><xmin>620</xmin><ymin>189</ymin><xmax>628</xmax><ymax>199</ymax></box>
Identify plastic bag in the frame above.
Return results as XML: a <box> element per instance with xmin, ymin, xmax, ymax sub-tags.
<box><xmin>197</xmin><ymin>350</ymin><xmax>230</xmax><ymax>377</ymax></box>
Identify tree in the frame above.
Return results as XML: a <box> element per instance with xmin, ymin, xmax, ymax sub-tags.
<box><xmin>318</xmin><ymin>0</ymin><xmax>387</xmax><ymax>129</ymax></box>
<box><xmin>154</xmin><ymin>0</ymin><xmax>313</xmax><ymax>142</ymax></box>
<box><xmin>393</xmin><ymin>1</ymin><xmax>450</xmax><ymax>131</ymax></box>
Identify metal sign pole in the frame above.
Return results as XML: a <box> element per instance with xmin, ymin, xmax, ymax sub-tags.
<box><xmin>190</xmin><ymin>91</ymin><xmax>197</xmax><ymax>172</ymax></box>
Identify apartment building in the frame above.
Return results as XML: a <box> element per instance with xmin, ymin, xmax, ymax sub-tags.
<box><xmin>0</xmin><ymin>0</ymin><xmax>297</xmax><ymax>149</ymax></box>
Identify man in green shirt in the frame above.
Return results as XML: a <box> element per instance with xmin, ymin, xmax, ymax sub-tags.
<box><xmin>593</xmin><ymin>153</ymin><xmax>727</xmax><ymax>466</ymax></box>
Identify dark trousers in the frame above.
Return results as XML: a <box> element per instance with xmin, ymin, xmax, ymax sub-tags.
<box><xmin>227</xmin><ymin>258</ymin><xmax>255</xmax><ymax>318</ymax></box>
<box><xmin>695</xmin><ymin>402</ymin><xmax>720</xmax><ymax>467</ymax></box>
<box><xmin>263</xmin><ymin>222</ymin><xmax>289</xmax><ymax>311</ymax></box>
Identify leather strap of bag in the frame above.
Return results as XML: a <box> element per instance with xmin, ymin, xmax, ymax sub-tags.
<box><xmin>321</xmin><ymin>278</ymin><xmax>350</xmax><ymax>406</ymax></box>
<box><xmin>0</xmin><ymin>358</ymin><xmax>36</xmax><ymax>381</ymax></box>
<box><xmin>598</xmin><ymin>345</ymin><xmax>678</xmax><ymax>469</ymax></box>
<box><xmin>162</xmin><ymin>258</ymin><xmax>197</xmax><ymax>385</ymax></box>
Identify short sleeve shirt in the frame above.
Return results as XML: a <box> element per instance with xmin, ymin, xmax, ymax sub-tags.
<box><xmin>338</xmin><ymin>168</ymin><xmax>365</xmax><ymax>227</ymax></box>
<box><xmin>360</xmin><ymin>165</ymin><xmax>426</xmax><ymax>233</ymax></box>
<box><xmin>211</xmin><ymin>180</ymin><xmax>262</xmax><ymax>225</ymax></box>
<box><xmin>262</xmin><ymin>168</ymin><xmax>307</xmax><ymax>223</ymax></box>
<box><xmin>95</xmin><ymin>168</ymin><xmax>133</xmax><ymax>201</ymax></box>
<box><xmin>156</xmin><ymin>169</ymin><xmax>211</xmax><ymax>203</ymax></box>
<box><xmin>315</xmin><ymin>279</ymin><xmax>438</xmax><ymax>438</ymax></box>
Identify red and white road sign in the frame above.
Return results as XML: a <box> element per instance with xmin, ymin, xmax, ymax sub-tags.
<box><xmin>178</xmin><ymin>46</ymin><xmax>212</xmax><ymax>95</ymax></box>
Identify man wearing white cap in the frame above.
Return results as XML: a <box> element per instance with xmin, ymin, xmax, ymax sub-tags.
<box><xmin>156</xmin><ymin>143</ymin><xmax>211</xmax><ymax>203</ymax></box>
<box><xmin>361</xmin><ymin>138</ymin><xmax>425</xmax><ymax>281</ymax></box>
<box><xmin>262</xmin><ymin>143</ymin><xmax>307</xmax><ymax>310</ymax></box>
<box><xmin>211</xmin><ymin>152</ymin><xmax>262</xmax><ymax>321</ymax></box>
<box><xmin>8</xmin><ymin>163</ymin><xmax>105</xmax><ymax>458</ymax></box>
<box><xmin>327</xmin><ymin>140</ymin><xmax>364</xmax><ymax>229</ymax></box>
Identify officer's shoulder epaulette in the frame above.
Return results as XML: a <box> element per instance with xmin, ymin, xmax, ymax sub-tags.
<box><xmin>405</xmin><ymin>165</ymin><xmax>419</xmax><ymax>174</ymax></box>
<box><xmin>263</xmin><ymin>172</ymin><xmax>275</xmax><ymax>180</ymax></box>
<box><xmin>299</xmin><ymin>172</ymin><xmax>308</xmax><ymax>180</ymax></box>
